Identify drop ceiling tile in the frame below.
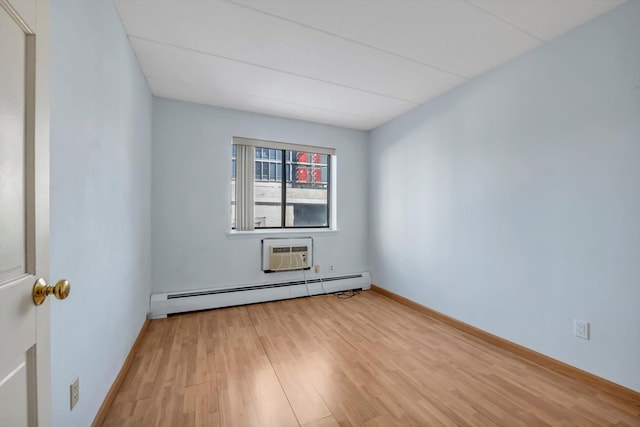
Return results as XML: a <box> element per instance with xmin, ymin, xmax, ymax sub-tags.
<box><xmin>132</xmin><ymin>38</ymin><xmax>417</xmax><ymax>129</ymax></box>
<box><xmin>115</xmin><ymin>0</ymin><xmax>464</xmax><ymax>104</ymax></box>
<box><xmin>114</xmin><ymin>0</ymin><xmax>623</xmax><ymax>130</ymax></box>
<box><xmin>231</xmin><ymin>0</ymin><xmax>542</xmax><ymax>78</ymax></box>
<box><xmin>468</xmin><ymin>0</ymin><xmax>626</xmax><ymax>41</ymax></box>
<box><xmin>148</xmin><ymin>77</ymin><xmax>387</xmax><ymax>130</ymax></box>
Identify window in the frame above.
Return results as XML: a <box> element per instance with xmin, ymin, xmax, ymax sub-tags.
<box><xmin>231</xmin><ymin>137</ymin><xmax>334</xmax><ymax>230</ymax></box>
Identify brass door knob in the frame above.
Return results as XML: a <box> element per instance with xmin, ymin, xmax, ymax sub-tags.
<box><xmin>33</xmin><ymin>278</ymin><xmax>71</xmax><ymax>306</ymax></box>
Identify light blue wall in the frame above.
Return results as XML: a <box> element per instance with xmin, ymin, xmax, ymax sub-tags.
<box><xmin>50</xmin><ymin>0</ymin><xmax>152</xmax><ymax>425</ymax></box>
<box><xmin>152</xmin><ymin>98</ymin><xmax>369</xmax><ymax>293</ymax></box>
<box><xmin>369</xmin><ymin>1</ymin><xmax>640</xmax><ymax>392</ymax></box>
<box><xmin>46</xmin><ymin>4</ymin><xmax>638</xmax><ymax>425</ymax></box>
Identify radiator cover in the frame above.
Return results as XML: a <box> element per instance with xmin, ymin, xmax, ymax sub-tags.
<box><xmin>149</xmin><ymin>272</ymin><xmax>371</xmax><ymax>318</ymax></box>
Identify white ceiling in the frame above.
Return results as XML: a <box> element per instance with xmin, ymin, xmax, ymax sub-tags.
<box><xmin>114</xmin><ymin>0</ymin><xmax>625</xmax><ymax>130</ymax></box>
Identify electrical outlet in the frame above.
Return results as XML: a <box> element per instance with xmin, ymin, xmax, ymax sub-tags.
<box><xmin>70</xmin><ymin>377</ymin><xmax>79</xmax><ymax>410</ymax></box>
<box><xmin>314</xmin><ymin>265</ymin><xmax>320</xmax><ymax>273</ymax></box>
<box><xmin>330</xmin><ymin>265</ymin><xmax>334</xmax><ymax>271</ymax></box>
<box><xmin>574</xmin><ymin>319</ymin><xmax>589</xmax><ymax>340</ymax></box>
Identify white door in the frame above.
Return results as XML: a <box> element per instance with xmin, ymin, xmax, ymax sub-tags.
<box><xmin>0</xmin><ymin>0</ymin><xmax>55</xmax><ymax>425</ymax></box>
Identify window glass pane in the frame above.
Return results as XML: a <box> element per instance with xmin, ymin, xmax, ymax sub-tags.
<box><xmin>233</xmin><ymin>144</ymin><xmax>330</xmax><ymax>229</ymax></box>
<box><xmin>254</xmin><ymin>155</ymin><xmax>281</xmax><ymax>227</ymax></box>
<box><xmin>285</xmin><ymin>149</ymin><xmax>328</xmax><ymax>227</ymax></box>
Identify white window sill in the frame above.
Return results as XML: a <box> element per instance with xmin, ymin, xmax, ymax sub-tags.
<box><xmin>227</xmin><ymin>228</ymin><xmax>338</xmax><ymax>239</ymax></box>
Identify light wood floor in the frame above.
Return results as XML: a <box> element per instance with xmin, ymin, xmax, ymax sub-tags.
<box><xmin>102</xmin><ymin>290</ymin><xmax>640</xmax><ymax>426</ymax></box>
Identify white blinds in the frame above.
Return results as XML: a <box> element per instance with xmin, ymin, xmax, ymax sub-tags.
<box><xmin>235</xmin><ymin>144</ymin><xmax>255</xmax><ymax>231</ymax></box>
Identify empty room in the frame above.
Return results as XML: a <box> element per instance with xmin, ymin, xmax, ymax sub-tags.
<box><xmin>1</xmin><ymin>0</ymin><xmax>639</xmax><ymax>426</ymax></box>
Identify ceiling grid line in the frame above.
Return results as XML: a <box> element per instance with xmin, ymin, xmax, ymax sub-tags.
<box><xmin>130</xmin><ymin>35</ymin><xmax>421</xmax><ymax>105</ymax></box>
<box><xmin>147</xmin><ymin>75</ymin><xmax>376</xmax><ymax>120</ymax></box>
<box><xmin>464</xmin><ymin>0</ymin><xmax>546</xmax><ymax>42</ymax></box>
<box><xmin>226</xmin><ymin>0</ymin><xmax>470</xmax><ymax>80</ymax></box>
<box><xmin>114</xmin><ymin>0</ymin><xmax>626</xmax><ymax>130</ymax></box>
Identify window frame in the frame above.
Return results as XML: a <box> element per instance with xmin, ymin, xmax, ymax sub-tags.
<box><xmin>231</xmin><ymin>137</ymin><xmax>335</xmax><ymax>231</ymax></box>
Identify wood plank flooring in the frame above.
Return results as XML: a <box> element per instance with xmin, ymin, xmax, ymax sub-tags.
<box><xmin>101</xmin><ymin>291</ymin><xmax>640</xmax><ymax>426</ymax></box>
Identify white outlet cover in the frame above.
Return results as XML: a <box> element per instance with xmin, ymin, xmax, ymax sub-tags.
<box><xmin>574</xmin><ymin>319</ymin><xmax>590</xmax><ymax>340</ymax></box>
<box><xmin>70</xmin><ymin>377</ymin><xmax>80</xmax><ymax>410</ymax></box>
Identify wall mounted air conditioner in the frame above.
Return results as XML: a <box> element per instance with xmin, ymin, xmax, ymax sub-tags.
<box><xmin>262</xmin><ymin>237</ymin><xmax>312</xmax><ymax>272</ymax></box>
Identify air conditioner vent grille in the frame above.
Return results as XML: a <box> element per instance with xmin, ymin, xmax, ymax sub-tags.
<box><xmin>268</xmin><ymin>244</ymin><xmax>309</xmax><ymax>272</ymax></box>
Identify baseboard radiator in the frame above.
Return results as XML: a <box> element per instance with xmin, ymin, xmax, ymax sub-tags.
<box><xmin>149</xmin><ymin>272</ymin><xmax>371</xmax><ymax>319</ymax></box>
